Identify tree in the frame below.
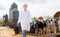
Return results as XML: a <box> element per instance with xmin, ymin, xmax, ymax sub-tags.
<box><xmin>32</xmin><ymin>17</ymin><xmax>37</xmax><ymax>20</ymax></box>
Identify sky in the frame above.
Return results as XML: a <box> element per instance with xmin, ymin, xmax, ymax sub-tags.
<box><xmin>0</xmin><ymin>0</ymin><xmax>60</xmax><ymax>19</ymax></box>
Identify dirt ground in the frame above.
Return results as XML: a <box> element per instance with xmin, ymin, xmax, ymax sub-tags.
<box><xmin>0</xmin><ymin>26</ymin><xmax>37</xmax><ymax>37</ymax></box>
<box><xmin>0</xmin><ymin>26</ymin><xmax>60</xmax><ymax>37</ymax></box>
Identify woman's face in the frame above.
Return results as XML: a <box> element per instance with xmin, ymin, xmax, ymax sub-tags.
<box><xmin>23</xmin><ymin>4</ymin><xmax>27</xmax><ymax>11</ymax></box>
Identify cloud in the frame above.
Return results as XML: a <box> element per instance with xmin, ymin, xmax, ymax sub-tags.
<box><xmin>18</xmin><ymin>0</ymin><xmax>60</xmax><ymax>4</ymax></box>
<box><xmin>18</xmin><ymin>0</ymin><xmax>46</xmax><ymax>4</ymax></box>
<box><xmin>0</xmin><ymin>0</ymin><xmax>60</xmax><ymax>18</ymax></box>
<box><xmin>0</xmin><ymin>4</ymin><xmax>6</xmax><ymax>10</ymax></box>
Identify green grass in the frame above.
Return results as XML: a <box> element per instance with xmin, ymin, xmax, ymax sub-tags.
<box><xmin>0</xmin><ymin>22</ymin><xmax>3</xmax><ymax>26</ymax></box>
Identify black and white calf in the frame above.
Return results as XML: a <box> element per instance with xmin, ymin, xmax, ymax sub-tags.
<box><xmin>46</xmin><ymin>18</ymin><xmax>56</xmax><ymax>37</ymax></box>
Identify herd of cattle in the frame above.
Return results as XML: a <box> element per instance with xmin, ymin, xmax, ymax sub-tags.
<box><xmin>3</xmin><ymin>17</ymin><xmax>60</xmax><ymax>36</ymax></box>
<box><xmin>30</xmin><ymin>19</ymin><xmax>57</xmax><ymax>35</ymax></box>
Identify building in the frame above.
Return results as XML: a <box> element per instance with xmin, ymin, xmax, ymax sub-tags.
<box><xmin>9</xmin><ymin>2</ymin><xmax>19</xmax><ymax>28</ymax></box>
<box><xmin>9</xmin><ymin>2</ymin><xmax>17</xmax><ymax>20</ymax></box>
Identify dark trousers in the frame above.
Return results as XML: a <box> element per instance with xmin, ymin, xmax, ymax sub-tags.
<box><xmin>13</xmin><ymin>19</ymin><xmax>20</xmax><ymax>34</ymax></box>
<box><xmin>30</xmin><ymin>26</ymin><xmax>35</xmax><ymax>34</ymax></box>
<box><xmin>14</xmin><ymin>26</ymin><xmax>19</xmax><ymax>34</ymax></box>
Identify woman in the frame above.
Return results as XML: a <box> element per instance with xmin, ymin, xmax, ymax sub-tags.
<box><xmin>18</xmin><ymin>4</ymin><xmax>32</xmax><ymax>37</ymax></box>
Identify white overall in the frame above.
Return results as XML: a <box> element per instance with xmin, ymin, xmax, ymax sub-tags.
<box><xmin>18</xmin><ymin>10</ymin><xmax>32</xmax><ymax>31</ymax></box>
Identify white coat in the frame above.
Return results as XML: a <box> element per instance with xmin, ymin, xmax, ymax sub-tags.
<box><xmin>18</xmin><ymin>10</ymin><xmax>32</xmax><ymax>31</ymax></box>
